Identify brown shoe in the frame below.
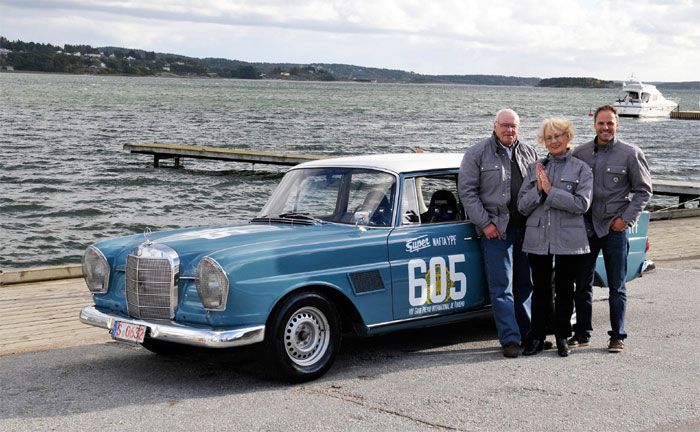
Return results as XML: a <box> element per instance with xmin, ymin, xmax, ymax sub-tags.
<box><xmin>608</xmin><ymin>339</ymin><xmax>624</xmax><ymax>353</ymax></box>
<box><xmin>503</xmin><ymin>342</ymin><xmax>520</xmax><ymax>358</ymax></box>
<box><xmin>567</xmin><ymin>335</ymin><xmax>590</xmax><ymax>348</ymax></box>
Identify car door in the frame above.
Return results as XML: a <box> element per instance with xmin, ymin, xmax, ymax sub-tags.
<box><xmin>388</xmin><ymin>172</ymin><xmax>488</xmax><ymax>321</ymax></box>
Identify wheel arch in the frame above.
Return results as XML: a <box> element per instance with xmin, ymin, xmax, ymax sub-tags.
<box><xmin>265</xmin><ymin>284</ymin><xmax>365</xmax><ymax>337</ymax></box>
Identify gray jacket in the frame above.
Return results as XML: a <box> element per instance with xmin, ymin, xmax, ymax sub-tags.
<box><xmin>518</xmin><ymin>151</ymin><xmax>593</xmax><ymax>255</ymax></box>
<box><xmin>458</xmin><ymin>133</ymin><xmax>538</xmax><ymax>236</ymax></box>
<box><xmin>572</xmin><ymin>138</ymin><xmax>652</xmax><ymax>238</ymax></box>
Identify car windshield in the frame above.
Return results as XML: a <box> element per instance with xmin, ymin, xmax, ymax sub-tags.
<box><xmin>256</xmin><ymin>167</ymin><xmax>397</xmax><ymax>227</ymax></box>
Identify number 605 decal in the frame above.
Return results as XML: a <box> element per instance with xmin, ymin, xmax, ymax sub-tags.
<box><xmin>407</xmin><ymin>254</ymin><xmax>467</xmax><ymax>307</ymax></box>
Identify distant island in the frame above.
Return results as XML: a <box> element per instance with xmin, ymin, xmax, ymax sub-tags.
<box><xmin>537</xmin><ymin>77</ymin><xmax>617</xmax><ymax>88</ymax></box>
<box><xmin>1</xmin><ymin>36</ymin><xmax>698</xmax><ymax>89</ymax></box>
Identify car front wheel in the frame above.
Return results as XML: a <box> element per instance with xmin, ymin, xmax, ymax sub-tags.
<box><xmin>266</xmin><ymin>292</ymin><xmax>340</xmax><ymax>382</ymax></box>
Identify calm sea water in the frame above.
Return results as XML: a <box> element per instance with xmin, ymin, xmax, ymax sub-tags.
<box><xmin>1</xmin><ymin>73</ymin><xmax>699</xmax><ymax>269</ymax></box>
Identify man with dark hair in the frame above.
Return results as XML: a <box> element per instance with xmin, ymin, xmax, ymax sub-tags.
<box><xmin>571</xmin><ymin>105</ymin><xmax>652</xmax><ymax>353</ymax></box>
<box><xmin>458</xmin><ymin>108</ymin><xmax>537</xmax><ymax>358</ymax></box>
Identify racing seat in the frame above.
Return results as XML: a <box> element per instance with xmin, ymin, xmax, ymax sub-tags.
<box><xmin>422</xmin><ymin>189</ymin><xmax>459</xmax><ymax>223</ymax></box>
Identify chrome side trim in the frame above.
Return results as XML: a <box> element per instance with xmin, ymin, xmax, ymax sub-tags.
<box><xmin>79</xmin><ymin>306</ymin><xmax>265</xmax><ymax>348</ymax></box>
<box><xmin>641</xmin><ymin>260</ymin><xmax>656</xmax><ymax>274</ymax></box>
<box><xmin>365</xmin><ymin>306</ymin><xmax>491</xmax><ymax>330</ymax></box>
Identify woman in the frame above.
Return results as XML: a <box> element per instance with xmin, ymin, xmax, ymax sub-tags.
<box><xmin>518</xmin><ymin>117</ymin><xmax>593</xmax><ymax>357</ymax></box>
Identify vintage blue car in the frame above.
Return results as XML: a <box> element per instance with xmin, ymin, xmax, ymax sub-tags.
<box><xmin>80</xmin><ymin>153</ymin><xmax>653</xmax><ymax>381</ymax></box>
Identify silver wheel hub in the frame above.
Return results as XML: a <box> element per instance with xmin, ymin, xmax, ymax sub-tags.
<box><xmin>284</xmin><ymin>306</ymin><xmax>330</xmax><ymax>367</ymax></box>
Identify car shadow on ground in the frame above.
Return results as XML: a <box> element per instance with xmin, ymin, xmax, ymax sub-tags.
<box><xmin>0</xmin><ymin>312</ymin><xmax>504</xmax><ymax>420</ymax></box>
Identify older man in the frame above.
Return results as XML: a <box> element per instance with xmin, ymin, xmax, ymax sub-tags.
<box><xmin>458</xmin><ymin>109</ymin><xmax>537</xmax><ymax>358</ymax></box>
<box><xmin>571</xmin><ymin>105</ymin><xmax>652</xmax><ymax>353</ymax></box>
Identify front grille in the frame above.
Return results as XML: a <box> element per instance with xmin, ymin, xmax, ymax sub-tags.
<box><xmin>125</xmin><ymin>245</ymin><xmax>179</xmax><ymax>319</ymax></box>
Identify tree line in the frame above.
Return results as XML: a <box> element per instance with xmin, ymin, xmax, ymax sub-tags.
<box><xmin>0</xmin><ymin>37</ymin><xmax>264</xmax><ymax>78</ymax></box>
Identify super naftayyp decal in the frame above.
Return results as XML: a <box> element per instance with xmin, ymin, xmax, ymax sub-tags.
<box><xmin>405</xmin><ymin>235</ymin><xmax>431</xmax><ymax>253</ymax></box>
<box><xmin>405</xmin><ymin>234</ymin><xmax>457</xmax><ymax>253</ymax></box>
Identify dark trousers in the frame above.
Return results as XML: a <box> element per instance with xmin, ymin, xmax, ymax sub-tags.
<box><xmin>527</xmin><ymin>253</ymin><xmax>580</xmax><ymax>341</ymax></box>
<box><xmin>574</xmin><ymin>230</ymin><xmax>629</xmax><ymax>340</ymax></box>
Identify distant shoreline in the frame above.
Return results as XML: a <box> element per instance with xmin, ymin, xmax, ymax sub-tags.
<box><xmin>3</xmin><ymin>36</ymin><xmax>700</xmax><ymax>89</ymax></box>
<box><xmin>4</xmin><ymin>70</ymin><xmax>700</xmax><ymax>91</ymax></box>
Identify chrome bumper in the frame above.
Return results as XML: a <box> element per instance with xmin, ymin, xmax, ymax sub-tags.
<box><xmin>79</xmin><ymin>305</ymin><xmax>265</xmax><ymax>348</ymax></box>
<box><xmin>641</xmin><ymin>260</ymin><xmax>656</xmax><ymax>275</ymax></box>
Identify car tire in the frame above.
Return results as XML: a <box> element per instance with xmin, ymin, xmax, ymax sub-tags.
<box><xmin>265</xmin><ymin>291</ymin><xmax>340</xmax><ymax>383</ymax></box>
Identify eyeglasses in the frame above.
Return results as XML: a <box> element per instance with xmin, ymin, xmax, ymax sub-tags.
<box><xmin>497</xmin><ymin>122</ymin><xmax>519</xmax><ymax>129</ymax></box>
<box><xmin>544</xmin><ymin>132</ymin><xmax>567</xmax><ymax>142</ymax></box>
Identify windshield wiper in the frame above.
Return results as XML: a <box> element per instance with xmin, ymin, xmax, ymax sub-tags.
<box><xmin>250</xmin><ymin>212</ymin><xmax>326</xmax><ymax>225</ymax></box>
<box><xmin>277</xmin><ymin>212</ymin><xmax>326</xmax><ymax>224</ymax></box>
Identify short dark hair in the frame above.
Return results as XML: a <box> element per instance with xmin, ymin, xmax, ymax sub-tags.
<box><xmin>594</xmin><ymin>105</ymin><xmax>618</xmax><ymax>122</ymax></box>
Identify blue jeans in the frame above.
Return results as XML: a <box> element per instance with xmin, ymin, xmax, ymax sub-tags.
<box><xmin>480</xmin><ymin>225</ymin><xmax>533</xmax><ymax>346</ymax></box>
<box><xmin>574</xmin><ymin>229</ymin><xmax>629</xmax><ymax>340</ymax></box>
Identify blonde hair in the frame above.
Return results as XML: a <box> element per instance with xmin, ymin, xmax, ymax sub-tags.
<box><xmin>537</xmin><ymin>117</ymin><xmax>574</xmax><ymax>148</ymax></box>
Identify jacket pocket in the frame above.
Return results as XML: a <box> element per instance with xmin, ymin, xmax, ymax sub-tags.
<box><xmin>558</xmin><ymin>176</ymin><xmax>579</xmax><ymax>194</ymax></box>
<box><xmin>557</xmin><ymin>216</ymin><xmax>588</xmax><ymax>253</ymax></box>
<box><xmin>480</xmin><ymin>164</ymin><xmax>502</xmax><ymax>184</ymax></box>
<box><xmin>526</xmin><ymin>216</ymin><xmax>541</xmax><ymax>227</ymax></box>
<box><xmin>604</xmin><ymin>165</ymin><xmax>628</xmax><ymax>190</ymax></box>
<box><xmin>561</xmin><ymin>215</ymin><xmax>585</xmax><ymax>228</ymax></box>
<box><xmin>605</xmin><ymin>200</ymin><xmax>629</xmax><ymax>215</ymax></box>
<box><xmin>523</xmin><ymin>216</ymin><xmax>544</xmax><ymax>250</ymax></box>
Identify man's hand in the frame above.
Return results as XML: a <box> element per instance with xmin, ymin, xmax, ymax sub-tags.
<box><xmin>483</xmin><ymin>223</ymin><xmax>501</xmax><ymax>239</ymax></box>
<box><xmin>610</xmin><ymin>217</ymin><xmax>627</xmax><ymax>232</ymax></box>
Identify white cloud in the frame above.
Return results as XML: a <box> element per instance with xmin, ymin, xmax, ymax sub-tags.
<box><xmin>0</xmin><ymin>0</ymin><xmax>698</xmax><ymax>81</ymax></box>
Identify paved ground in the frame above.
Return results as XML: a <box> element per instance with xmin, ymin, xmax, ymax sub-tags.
<box><xmin>0</xmin><ymin>217</ymin><xmax>698</xmax><ymax>357</ymax></box>
<box><xmin>0</xmin><ymin>257</ymin><xmax>698</xmax><ymax>432</ymax></box>
<box><xmin>646</xmin><ymin>217</ymin><xmax>700</xmax><ymax>264</ymax></box>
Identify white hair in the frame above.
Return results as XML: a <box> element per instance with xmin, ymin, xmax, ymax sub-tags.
<box><xmin>493</xmin><ymin>108</ymin><xmax>520</xmax><ymax>125</ymax></box>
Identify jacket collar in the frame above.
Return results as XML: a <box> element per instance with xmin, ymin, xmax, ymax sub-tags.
<box><xmin>593</xmin><ymin>136</ymin><xmax>618</xmax><ymax>151</ymax></box>
<box><xmin>545</xmin><ymin>149</ymin><xmax>572</xmax><ymax>164</ymax></box>
<box><xmin>491</xmin><ymin>132</ymin><xmax>520</xmax><ymax>153</ymax></box>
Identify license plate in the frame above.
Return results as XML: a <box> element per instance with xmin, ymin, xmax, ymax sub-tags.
<box><xmin>111</xmin><ymin>321</ymin><xmax>147</xmax><ymax>343</ymax></box>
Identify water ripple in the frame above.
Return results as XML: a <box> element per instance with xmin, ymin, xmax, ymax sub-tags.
<box><xmin>2</xmin><ymin>73</ymin><xmax>699</xmax><ymax>268</ymax></box>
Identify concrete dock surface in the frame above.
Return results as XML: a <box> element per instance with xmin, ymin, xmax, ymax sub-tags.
<box><xmin>0</xmin><ymin>217</ymin><xmax>698</xmax><ymax>357</ymax></box>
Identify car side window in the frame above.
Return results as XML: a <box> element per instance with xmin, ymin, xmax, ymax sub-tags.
<box><xmin>348</xmin><ymin>172</ymin><xmax>396</xmax><ymax>227</ymax></box>
<box><xmin>401</xmin><ymin>174</ymin><xmax>464</xmax><ymax>226</ymax></box>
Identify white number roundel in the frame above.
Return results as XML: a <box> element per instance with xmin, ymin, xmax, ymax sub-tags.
<box><xmin>408</xmin><ymin>254</ymin><xmax>466</xmax><ymax>307</ymax></box>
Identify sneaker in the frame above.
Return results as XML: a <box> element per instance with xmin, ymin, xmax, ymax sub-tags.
<box><xmin>502</xmin><ymin>342</ymin><xmax>520</xmax><ymax>358</ymax></box>
<box><xmin>608</xmin><ymin>339</ymin><xmax>624</xmax><ymax>353</ymax></box>
<box><xmin>567</xmin><ymin>335</ymin><xmax>590</xmax><ymax>348</ymax></box>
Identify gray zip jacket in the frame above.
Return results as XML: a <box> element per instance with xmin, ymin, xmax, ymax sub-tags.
<box><xmin>458</xmin><ymin>133</ymin><xmax>538</xmax><ymax>236</ymax></box>
<box><xmin>518</xmin><ymin>151</ymin><xmax>593</xmax><ymax>255</ymax></box>
<box><xmin>572</xmin><ymin>138</ymin><xmax>652</xmax><ymax>238</ymax></box>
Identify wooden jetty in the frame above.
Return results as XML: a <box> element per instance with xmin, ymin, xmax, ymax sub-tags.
<box><xmin>653</xmin><ymin>180</ymin><xmax>700</xmax><ymax>203</ymax></box>
<box><xmin>123</xmin><ymin>143</ymin><xmax>328</xmax><ymax>167</ymax></box>
<box><xmin>670</xmin><ymin>111</ymin><xmax>700</xmax><ymax>120</ymax></box>
<box><xmin>649</xmin><ymin>179</ymin><xmax>700</xmax><ymax>220</ymax></box>
<box><xmin>124</xmin><ymin>143</ymin><xmax>700</xmax><ymax>218</ymax></box>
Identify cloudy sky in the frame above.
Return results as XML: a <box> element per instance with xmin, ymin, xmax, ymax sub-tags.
<box><xmin>1</xmin><ymin>0</ymin><xmax>698</xmax><ymax>81</ymax></box>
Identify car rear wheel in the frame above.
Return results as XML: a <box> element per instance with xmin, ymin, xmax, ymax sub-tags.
<box><xmin>266</xmin><ymin>292</ymin><xmax>340</xmax><ymax>382</ymax></box>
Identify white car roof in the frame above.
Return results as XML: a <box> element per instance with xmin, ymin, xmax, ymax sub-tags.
<box><xmin>295</xmin><ymin>153</ymin><xmax>464</xmax><ymax>174</ymax></box>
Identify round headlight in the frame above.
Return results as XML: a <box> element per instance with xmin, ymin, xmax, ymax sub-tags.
<box><xmin>82</xmin><ymin>246</ymin><xmax>110</xmax><ymax>293</ymax></box>
<box><xmin>195</xmin><ymin>257</ymin><xmax>229</xmax><ymax>311</ymax></box>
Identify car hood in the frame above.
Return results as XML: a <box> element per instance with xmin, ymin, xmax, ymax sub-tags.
<box><xmin>93</xmin><ymin>222</ymin><xmax>378</xmax><ymax>275</ymax></box>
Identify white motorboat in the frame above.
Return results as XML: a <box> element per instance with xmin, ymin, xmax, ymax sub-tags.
<box><xmin>613</xmin><ymin>77</ymin><xmax>677</xmax><ymax>117</ymax></box>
